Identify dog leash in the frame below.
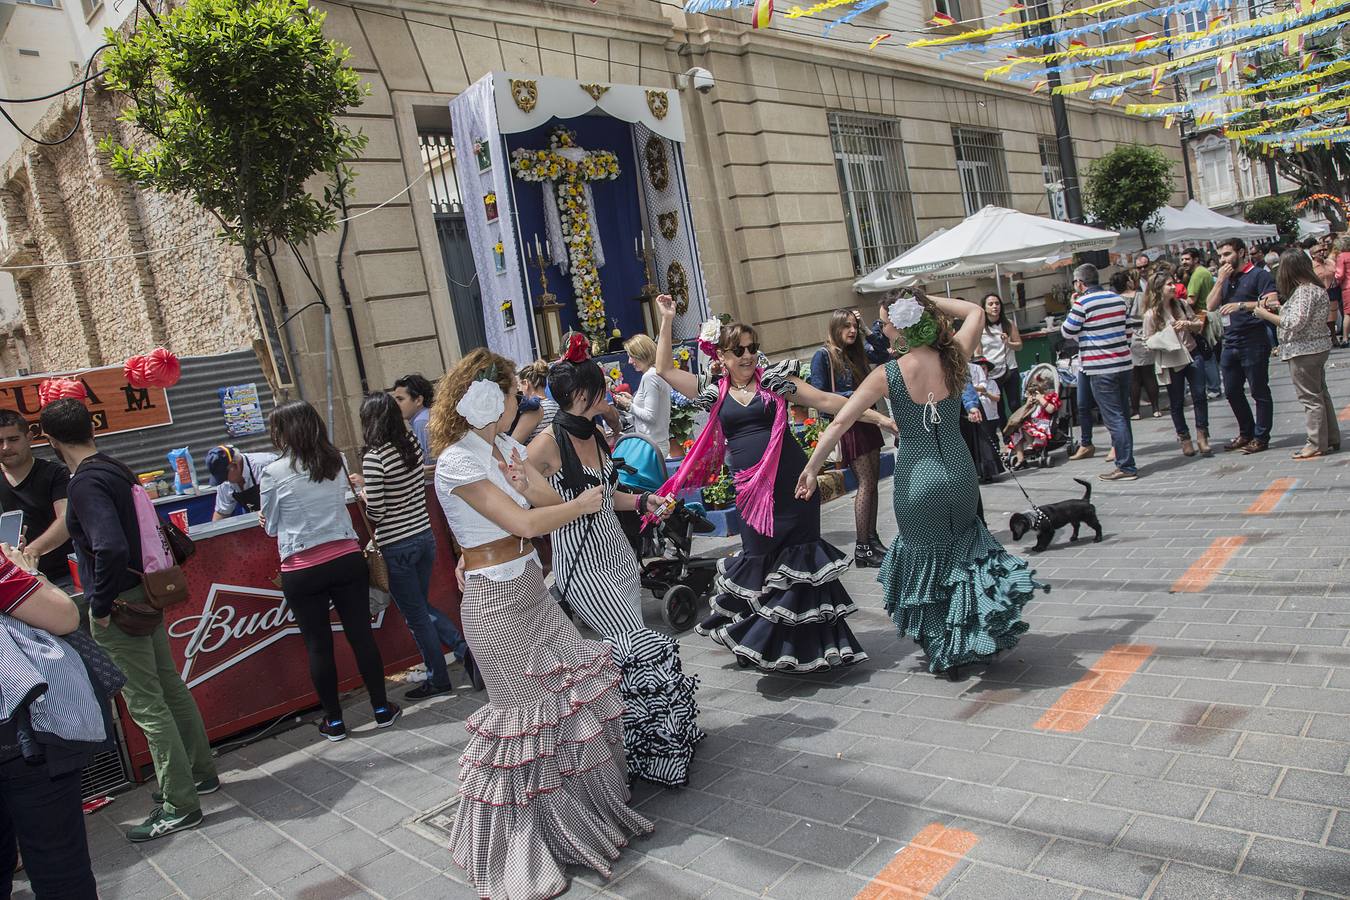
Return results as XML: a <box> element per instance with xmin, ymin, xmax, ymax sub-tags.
<box><xmin>980</xmin><ymin>429</ymin><xmax>1047</xmax><ymax>527</ymax></box>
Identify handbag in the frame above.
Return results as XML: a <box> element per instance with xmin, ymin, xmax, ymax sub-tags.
<box><xmin>163</xmin><ymin>518</ymin><xmax>195</xmax><ymax>565</ymax></box>
<box><xmin>128</xmin><ymin>482</ymin><xmax>190</xmax><ymax>613</ymax></box>
<box><xmin>344</xmin><ymin>462</ymin><xmax>390</xmax><ymax>594</ymax></box>
<box><xmin>110</xmin><ymin>596</ymin><xmax>163</xmax><ymax>636</ymax></box>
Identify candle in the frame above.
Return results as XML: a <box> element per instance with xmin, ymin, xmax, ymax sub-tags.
<box><xmin>634</xmin><ymin>236</ymin><xmax>639</xmax><ymax>257</ymax></box>
<box><xmin>640</xmin><ymin>229</ymin><xmax>646</xmax><ymax>251</ymax></box>
<box><xmin>534</xmin><ymin>233</ymin><xmax>542</xmax><ymax>258</ymax></box>
<box><xmin>545</xmin><ymin>239</ymin><xmax>552</xmax><ymax>259</ymax></box>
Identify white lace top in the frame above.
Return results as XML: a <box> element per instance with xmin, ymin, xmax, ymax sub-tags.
<box><xmin>434</xmin><ymin>431</ymin><xmax>537</xmax><ymax>581</ymax></box>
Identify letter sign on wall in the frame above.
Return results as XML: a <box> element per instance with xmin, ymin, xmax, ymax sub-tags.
<box><xmin>0</xmin><ymin>366</ymin><xmax>173</xmax><ymax>445</ymax></box>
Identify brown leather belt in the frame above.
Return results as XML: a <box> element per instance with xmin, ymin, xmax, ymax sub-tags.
<box><xmin>461</xmin><ymin>535</ymin><xmax>533</xmax><ymax>572</ymax></box>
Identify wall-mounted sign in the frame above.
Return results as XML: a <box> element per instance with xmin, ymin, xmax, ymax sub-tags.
<box><xmin>218</xmin><ymin>383</ymin><xmax>265</xmax><ymax>437</ymax></box>
<box><xmin>0</xmin><ymin>366</ymin><xmax>173</xmax><ymax>446</ymax></box>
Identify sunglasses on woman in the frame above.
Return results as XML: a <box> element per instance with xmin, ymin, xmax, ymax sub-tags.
<box><xmin>727</xmin><ymin>343</ymin><xmax>760</xmax><ymax>358</ymax></box>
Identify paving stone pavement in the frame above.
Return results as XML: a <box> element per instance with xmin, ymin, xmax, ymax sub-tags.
<box><xmin>23</xmin><ymin>356</ymin><xmax>1350</xmax><ymax>899</ymax></box>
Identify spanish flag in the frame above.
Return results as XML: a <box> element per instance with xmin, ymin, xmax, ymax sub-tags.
<box><xmin>1207</xmin><ymin>15</ymin><xmax>1224</xmax><ymax>32</ymax></box>
<box><xmin>1069</xmin><ymin>37</ymin><xmax>1088</xmax><ymax>49</ymax></box>
<box><xmin>1241</xmin><ymin>62</ymin><xmax>1258</xmax><ymax>78</ymax></box>
<box><xmin>929</xmin><ymin>11</ymin><xmax>956</xmax><ymax>26</ymax></box>
<box><xmin>1001</xmin><ymin>2</ymin><xmax>1025</xmax><ymax>14</ymax></box>
<box><xmin>868</xmin><ymin>32</ymin><xmax>892</xmax><ymax>50</ymax></box>
<box><xmin>1150</xmin><ymin>66</ymin><xmax>1165</xmax><ymax>92</ymax></box>
<box><xmin>1198</xmin><ymin>77</ymin><xmax>1213</xmax><ymax>91</ymax></box>
<box><xmin>752</xmin><ymin>0</ymin><xmax>773</xmax><ymax>29</ymax></box>
<box><xmin>1134</xmin><ymin>34</ymin><xmax>1155</xmax><ymax>50</ymax></box>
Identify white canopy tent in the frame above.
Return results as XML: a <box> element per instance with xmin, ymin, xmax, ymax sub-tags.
<box><xmin>1112</xmin><ymin>199</ymin><xmax>1278</xmax><ymax>253</ymax></box>
<box><xmin>853</xmin><ymin>206</ymin><xmax>1119</xmax><ymax>295</ymax></box>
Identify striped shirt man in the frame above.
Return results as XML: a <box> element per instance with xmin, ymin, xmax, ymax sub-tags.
<box><xmin>361</xmin><ymin>437</ymin><xmax>432</xmax><ymax>547</ymax></box>
<box><xmin>1060</xmin><ymin>286</ymin><xmax>1132</xmax><ymax>376</ymax></box>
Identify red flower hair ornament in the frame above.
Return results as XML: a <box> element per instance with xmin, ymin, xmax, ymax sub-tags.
<box><xmin>560</xmin><ymin>332</ymin><xmax>590</xmax><ymax>364</ymax></box>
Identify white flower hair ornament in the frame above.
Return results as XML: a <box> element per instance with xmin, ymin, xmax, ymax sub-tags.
<box><xmin>696</xmin><ymin>313</ymin><xmax>732</xmax><ymax>358</ymax></box>
<box><xmin>456</xmin><ymin>366</ymin><xmax>506</xmax><ymax>429</ymax></box>
<box><xmin>888</xmin><ymin>296</ymin><xmax>925</xmax><ymax>330</ymax></box>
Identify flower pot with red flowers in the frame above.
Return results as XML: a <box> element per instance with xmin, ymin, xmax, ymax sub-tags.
<box><xmin>701</xmin><ymin>467</ymin><xmax>735</xmax><ymax>511</ymax></box>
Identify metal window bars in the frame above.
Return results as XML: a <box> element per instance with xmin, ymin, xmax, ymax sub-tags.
<box><xmin>827</xmin><ymin>111</ymin><xmax>920</xmax><ymax>276</ymax></box>
<box><xmin>418</xmin><ymin>131</ymin><xmax>464</xmax><ymax>216</ymax></box>
<box><xmin>952</xmin><ymin>126</ymin><xmax>1012</xmax><ymax>217</ymax></box>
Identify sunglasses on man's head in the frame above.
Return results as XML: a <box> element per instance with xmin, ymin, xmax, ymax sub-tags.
<box><xmin>728</xmin><ymin>343</ymin><xmax>760</xmax><ymax>358</ymax></box>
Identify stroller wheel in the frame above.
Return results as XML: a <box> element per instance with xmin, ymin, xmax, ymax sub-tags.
<box><xmin>661</xmin><ymin>585</ymin><xmax>698</xmax><ymax>633</ymax></box>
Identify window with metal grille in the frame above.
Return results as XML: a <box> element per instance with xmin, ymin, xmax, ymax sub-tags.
<box><xmin>15</xmin><ymin>0</ymin><xmax>59</xmax><ymax>7</ymax></box>
<box><xmin>952</xmin><ymin>127</ymin><xmax>1012</xmax><ymax>215</ymax></box>
<box><xmin>1038</xmin><ymin>136</ymin><xmax>1068</xmax><ymax>221</ymax></box>
<box><xmin>417</xmin><ymin>131</ymin><xmax>463</xmax><ymax>215</ymax></box>
<box><xmin>827</xmin><ymin>111</ymin><xmax>920</xmax><ymax>276</ymax></box>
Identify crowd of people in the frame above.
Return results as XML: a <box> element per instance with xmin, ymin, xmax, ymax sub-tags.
<box><xmin>0</xmin><ymin>230</ymin><xmax>1340</xmax><ymax>898</ymax></box>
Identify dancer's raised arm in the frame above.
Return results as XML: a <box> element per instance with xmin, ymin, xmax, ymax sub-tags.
<box><xmin>653</xmin><ymin>294</ymin><xmax>701</xmax><ymax>400</ymax></box>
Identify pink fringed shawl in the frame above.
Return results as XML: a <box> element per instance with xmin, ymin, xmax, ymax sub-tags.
<box><xmin>644</xmin><ymin>369</ymin><xmax>790</xmax><ymax>537</ymax></box>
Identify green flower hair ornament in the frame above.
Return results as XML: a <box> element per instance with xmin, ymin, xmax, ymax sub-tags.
<box><xmin>887</xmin><ymin>296</ymin><xmax>938</xmax><ymax>349</ymax></box>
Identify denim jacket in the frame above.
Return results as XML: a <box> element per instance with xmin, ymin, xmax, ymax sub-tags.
<box><xmin>259</xmin><ymin>456</ymin><xmax>358</xmax><ymax>561</ymax></box>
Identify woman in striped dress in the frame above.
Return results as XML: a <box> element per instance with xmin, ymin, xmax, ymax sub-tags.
<box><xmin>359</xmin><ymin>393</ymin><xmax>480</xmax><ymax>698</ymax></box>
<box><xmin>528</xmin><ymin>348</ymin><xmax>703</xmax><ymax>787</ymax></box>
<box><xmin>430</xmin><ymin>349</ymin><xmax>652</xmax><ymax>899</ymax></box>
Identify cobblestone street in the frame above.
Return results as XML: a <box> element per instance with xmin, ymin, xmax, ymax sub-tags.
<box><xmin>57</xmin><ymin>358</ymin><xmax>1350</xmax><ymax>899</ymax></box>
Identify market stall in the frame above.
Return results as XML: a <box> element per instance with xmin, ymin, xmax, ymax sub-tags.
<box><xmin>85</xmin><ymin>485</ymin><xmax>462</xmax><ymax>779</ymax></box>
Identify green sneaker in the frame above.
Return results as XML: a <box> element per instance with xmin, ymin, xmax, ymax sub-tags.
<box><xmin>127</xmin><ymin>806</ymin><xmax>203</xmax><ymax>843</ymax></box>
<box><xmin>150</xmin><ymin>775</ymin><xmax>220</xmax><ymax>806</ymax></box>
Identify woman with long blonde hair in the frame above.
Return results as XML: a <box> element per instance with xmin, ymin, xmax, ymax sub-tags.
<box><xmin>797</xmin><ymin>290</ymin><xmax>1042</xmax><ymax>681</ymax></box>
<box><xmin>428</xmin><ymin>348</ymin><xmax>651</xmax><ymax>899</ymax></box>
<box><xmin>1141</xmin><ymin>270</ymin><xmax>1210</xmax><ymax>456</ymax></box>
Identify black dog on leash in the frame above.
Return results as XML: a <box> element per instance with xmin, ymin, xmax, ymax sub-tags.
<box><xmin>1009</xmin><ymin>478</ymin><xmax>1102</xmax><ymax>552</ymax></box>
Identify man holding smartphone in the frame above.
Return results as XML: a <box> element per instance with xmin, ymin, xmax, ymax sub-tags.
<box><xmin>0</xmin><ymin>410</ymin><xmax>74</xmax><ymax>588</ymax></box>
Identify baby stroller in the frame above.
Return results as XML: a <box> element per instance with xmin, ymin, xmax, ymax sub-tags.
<box><xmin>1003</xmin><ymin>363</ymin><xmax>1073</xmax><ymax>468</ymax></box>
<box><xmin>611</xmin><ymin>434</ymin><xmax>718</xmax><ymax>632</ymax></box>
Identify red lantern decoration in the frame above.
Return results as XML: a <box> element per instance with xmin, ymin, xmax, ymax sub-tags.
<box><xmin>37</xmin><ymin>378</ymin><xmax>88</xmax><ymax>408</ymax></box>
<box><xmin>124</xmin><ymin>355</ymin><xmax>150</xmax><ymax>388</ymax></box>
<box><xmin>142</xmin><ymin>348</ymin><xmax>181</xmax><ymax>388</ymax></box>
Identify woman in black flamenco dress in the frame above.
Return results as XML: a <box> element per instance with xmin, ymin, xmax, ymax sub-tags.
<box><xmin>651</xmin><ymin>294</ymin><xmax>896</xmax><ymax>671</ymax></box>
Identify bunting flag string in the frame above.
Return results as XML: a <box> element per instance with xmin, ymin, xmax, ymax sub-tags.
<box><xmin>1053</xmin><ymin>8</ymin><xmax>1350</xmax><ymax>95</ymax></box>
<box><xmin>908</xmin><ymin>0</ymin><xmax>1148</xmax><ymax>47</ymax></box>
<box><xmin>934</xmin><ymin>0</ymin><xmax>1227</xmax><ymax>59</ymax></box>
<box><xmin>984</xmin><ymin>0</ymin><xmax>1350</xmax><ymax>79</ymax></box>
<box><xmin>1223</xmin><ymin>94</ymin><xmax>1350</xmax><ymax>138</ymax></box>
<box><xmin>1122</xmin><ymin>57</ymin><xmax>1350</xmax><ymax>115</ymax></box>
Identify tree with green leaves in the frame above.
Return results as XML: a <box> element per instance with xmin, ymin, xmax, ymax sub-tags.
<box><xmin>1083</xmin><ymin>144</ymin><xmax>1175</xmax><ymax>250</ymax></box>
<box><xmin>100</xmin><ymin>0</ymin><xmax>368</xmax><ymax>282</ymax></box>
<box><xmin>1243</xmin><ymin>195</ymin><xmax>1299</xmax><ymax>242</ymax></box>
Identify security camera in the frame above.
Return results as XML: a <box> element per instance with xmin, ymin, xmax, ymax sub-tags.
<box><xmin>678</xmin><ymin>67</ymin><xmax>715</xmax><ymax>94</ymax></box>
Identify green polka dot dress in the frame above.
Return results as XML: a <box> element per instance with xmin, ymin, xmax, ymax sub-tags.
<box><xmin>878</xmin><ymin>360</ymin><xmax>1043</xmax><ymax>674</ymax></box>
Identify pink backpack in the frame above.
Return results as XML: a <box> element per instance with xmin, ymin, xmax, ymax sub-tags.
<box><xmin>129</xmin><ymin>483</ymin><xmax>175</xmax><ymax>574</ymax></box>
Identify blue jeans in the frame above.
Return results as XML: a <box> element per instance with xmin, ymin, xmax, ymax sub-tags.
<box><xmin>1220</xmin><ymin>340</ymin><xmax>1274</xmax><ymax>441</ymax></box>
<box><xmin>1201</xmin><ymin>346</ymin><xmax>1221</xmax><ymax>396</ymax></box>
<box><xmin>1088</xmin><ymin>370</ymin><xmax>1135</xmax><ymax>474</ymax></box>
<box><xmin>1076</xmin><ymin>371</ymin><xmax>1096</xmax><ymax>447</ymax></box>
<box><xmin>383</xmin><ymin>530</ymin><xmax>466</xmax><ymax>689</ymax></box>
<box><xmin>1165</xmin><ymin>363</ymin><xmax>1208</xmax><ymax>439</ymax></box>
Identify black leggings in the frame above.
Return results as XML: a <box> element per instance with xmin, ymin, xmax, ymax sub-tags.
<box><xmin>281</xmin><ymin>551</ymin><xmax>388</xmax><ymax>723</ymax></box>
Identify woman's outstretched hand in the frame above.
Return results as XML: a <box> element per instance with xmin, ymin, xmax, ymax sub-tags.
<box><xmin>795</xmin><ymin>470</ymin><xmax>818</xmax><ymax>500</ymax></box>
<box><xmin>498</xmin><ymin>448</ymin><xmax>529</xmax><ymax>492</ymax></box>
<box><xmin>655</xmin><ymin>293</ymin><xmax>676</xmax><ymax>321</ymax></box>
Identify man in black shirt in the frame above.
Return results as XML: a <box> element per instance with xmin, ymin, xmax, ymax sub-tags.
<box><xmin>1207</xmin><ymin>237</ymin><xmax>1280</xmax><ymax>454</ymax></box>
<box><xmin>0</xmin><ymin>410</ymin><xmax>74</xmax><ymax>587</ymax></box>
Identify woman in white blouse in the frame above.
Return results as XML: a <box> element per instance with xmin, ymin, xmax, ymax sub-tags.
<box><xmin>612</xmin><ymin>334</ymin><xmax>671</xmax><ymax>446</ymax></box>
<box><xmin>429</xmin><ymin>349</ymin><xmax>652</xmax><ymax>900</ymax></box>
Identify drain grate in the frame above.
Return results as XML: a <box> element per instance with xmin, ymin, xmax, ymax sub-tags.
<box><xmin>408</xmin><ymin>796</ymin><xmax>460</xmax><ymax>845</ymax></box>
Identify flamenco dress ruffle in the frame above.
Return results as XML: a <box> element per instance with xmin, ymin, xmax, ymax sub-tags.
<box><xmin>611</xmin><ymin>631</ymin><xmax>704</xmax><ymax>787</ymax></box>
<box><xmin>696</xmin><ymin>540</ymin><xmax>867</xmax><ymax>672</ymax></box>
<box><xmin>878</xmin><ymin>521</ymin><xmax>1045</xmax><ymax>674</ymax></box>
<box><xmin>450</xmin><ymin>639</ymin><xmax>654</xmax><ymax>900</ymax></box>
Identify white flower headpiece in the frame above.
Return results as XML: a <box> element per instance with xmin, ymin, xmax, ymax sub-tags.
<box><xmin>456</xmin><ymin>377</ymin><xmax>505</xmax><ymax>429</ymax></box>
<box><xmin>888</xmin><ymin>296</ymin><xmax>925</xmax><ymax>330</ymax></box>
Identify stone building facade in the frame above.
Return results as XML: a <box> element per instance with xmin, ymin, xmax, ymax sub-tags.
<box><xmin>0</xmin><ymin>0</ymin><xmax>1182</xmax><ymax>442</ymax></box>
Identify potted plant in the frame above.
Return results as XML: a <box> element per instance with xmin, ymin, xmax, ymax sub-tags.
<box><xmin>669</xmin><ymin>395</ymin><xmax>696</xmax><ymax>459</ymax></box>
<box><xmin>701</xmin><ymin>467</ymin><xmax>735</xmax><ymax>510</ymax></box>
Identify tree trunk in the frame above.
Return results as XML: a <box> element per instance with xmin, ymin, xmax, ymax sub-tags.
<box><xmin>1137</xmin><ymin>225</ymin><xmax>1147</xmax><ymax>252</ymax></box>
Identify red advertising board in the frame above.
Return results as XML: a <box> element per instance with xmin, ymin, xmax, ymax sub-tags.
<box><xmin>115</xmin><ymin>492</ymin><xmax>463</xmax><ymax>774</ymax></box>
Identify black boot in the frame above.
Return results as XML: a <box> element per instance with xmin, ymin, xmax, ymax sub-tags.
<box><xmin>870</xmin><ymin>533</ymin><xmax>889</xmax><ymax>554</ymax></box>
<box><xmin>854</xmin><ymin>543</ymin><xmax>882</xmax><ymax>568</ymax></box>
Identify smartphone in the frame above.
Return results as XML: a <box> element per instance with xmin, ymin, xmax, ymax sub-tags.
<box><xmin>0</xmin><ymin>510</ymin><xmax>23</xmax><ymax>548</ymax></box>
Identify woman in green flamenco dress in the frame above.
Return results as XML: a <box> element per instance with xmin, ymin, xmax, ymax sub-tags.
<box><xmin>796</xmin><ymin>290</ymin><xmax>1044</xmax><ymax>680</ymax></box>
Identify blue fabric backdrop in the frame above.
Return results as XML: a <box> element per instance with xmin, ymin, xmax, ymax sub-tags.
<box><xmin>506</xmin><ymin>116</ymin><xmax>649</xmax><ymax>344</ymax></box>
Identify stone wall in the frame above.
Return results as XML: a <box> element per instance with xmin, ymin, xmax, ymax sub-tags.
<box><xmin>0</xmin><ymin>89</ymin><xmax>251</xmax><ymax>376</ymax></box>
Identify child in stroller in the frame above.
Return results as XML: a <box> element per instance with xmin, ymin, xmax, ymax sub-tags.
<box><xmin>1003</xmin><ymin>366</ymin><xmax>1065</xmax><ymax>469</ymax></box>
<box><xmin>611</xmin><ymin>433</ymin><xmax>718</xmax><ymax>631</ymax></box>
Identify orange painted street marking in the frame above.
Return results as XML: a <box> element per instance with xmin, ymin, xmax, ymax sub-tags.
<box><xmin>1170</xmin><ymin>536</ymin><xmax>1246</xmax><ymax>593</ymax></box>
<box><xmin>1338</xmin><ymin>403</ymin><xmax>1350</xmax><ymax>423</ymax></box>
<box><xmin>855</xmin><ymin>823</ymin><xmax>979</xmax><ymax>900</ymax></box>
<box><xmin>1034</xmin><ymin>644</ymin><xmax>1156</xmax><ymax>733</ymax></box>
<box><xmin>1246</xmin><ymin>477</ymin><xmax>1297</xmax><ymax>515</ymax></box>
